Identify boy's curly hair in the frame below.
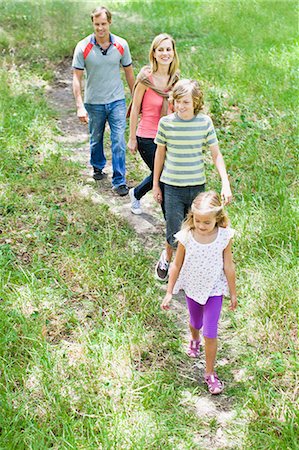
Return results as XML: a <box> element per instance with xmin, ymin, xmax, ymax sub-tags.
<box><xmin>171</xmin><ymin>79</ymin><xmax>204</xmax><ymax>115</ymax></box>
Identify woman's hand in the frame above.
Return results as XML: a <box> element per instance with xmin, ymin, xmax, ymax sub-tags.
<box><xmin>153</xmin><ymin>185</ymin><xmax>162</xmax><ymax>204</ymax></box>
<box><xmin>127</xmin><ymin>137</ymin><xmax>137</xmax><ymax>154</ymax></box>
<box><xmin>161</xmin><ymin>293</ymin><xmax>172</xmax><ymax>310</ymax></box>
<box><xmin>229</xmin><ymin>295</ymin><xmax>238</xmax><ymax>311</ymax></box>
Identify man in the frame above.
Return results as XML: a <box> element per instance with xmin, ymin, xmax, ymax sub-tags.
<box><xmin>72</xmin><ymin>6</ymin><xmax>135</xmax><ymax>196</ymax></box>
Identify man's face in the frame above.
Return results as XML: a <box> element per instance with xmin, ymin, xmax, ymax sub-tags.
<box><xmin>92</xmin><ymin>13</ymin><xmax>111</xmax><ymax>41</ymax></box>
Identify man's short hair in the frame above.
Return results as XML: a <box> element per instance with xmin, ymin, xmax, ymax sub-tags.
<box><xmin>91</xmin><ymin>6</ymin><xmax>112</xmax><ymax>22</ymax></box>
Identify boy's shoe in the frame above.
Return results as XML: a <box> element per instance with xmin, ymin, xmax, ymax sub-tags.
<box><xmin>155</xmin><ymin>250</ymin><xmax>169</xmax><ymax>281</ymax></box>
<box><xmin>187</xmin><ymin>339</ymin><xmax>201</xmax><ymax>358</ymax></box>
<box><xmin>112</xmin><ymin>185</ymin><xmax>129</xmax><ymax>197</ymax></box>
<box><xmin>93</xmin><ymin>168</ymin><xmax>107</xmax><ymax>180</ymax></box>
<box><xmin>204</xmin><ymin>373</ymin><xmax>224</xmax><ymax>395</ymax></box>
<box><xmin>129</xmin><ymin>188</ymin><xmax>142</xmax><ymax>214</ymax></box>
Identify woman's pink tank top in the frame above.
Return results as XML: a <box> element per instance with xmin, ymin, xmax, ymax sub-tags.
<box><xmin>136</xmin><ymin>77</ymin><xmax>164</xmax><ymax>139</ymax></box>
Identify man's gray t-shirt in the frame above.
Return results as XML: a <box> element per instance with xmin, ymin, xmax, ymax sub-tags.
<box><xmin>72</xmin><ymin>33</ymin><xmax>132</xmax><ymax>104</ymax></box>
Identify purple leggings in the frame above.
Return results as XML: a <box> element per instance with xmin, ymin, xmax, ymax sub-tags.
<box><xmin>186</xmin><ymin>295</ymin><xmax>223</xmax><ymax>339</ymax></box>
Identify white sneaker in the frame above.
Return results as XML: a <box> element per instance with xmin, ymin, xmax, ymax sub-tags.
<box><xmin>129</xmin><ymin>188</ymin><xmax>142</xmax><ymax>215</ymax></box>
<box><xmin>155</xmin><ymin>250</ymin><xmax>169</xmax><ymax>281</ymax></box>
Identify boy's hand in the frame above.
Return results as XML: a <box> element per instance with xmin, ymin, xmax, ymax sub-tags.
<box><xmin>153</xmin><ymin>186</ymin><xmax>163</xmax><ymax>204</ymax></box>
<box><xmin>229</xmin><ymin>296</ymin><xmax>238</xmax><ymax>311</ymax></box>
<box><xmin>161</xmin><ymin>293</ymin><xmax>172</xmax><ymax>310</ymax></box>
<box><xmin>221</xmin><ymin>184</ymin><xmax>233</xmax><ymax>205</ymax></box>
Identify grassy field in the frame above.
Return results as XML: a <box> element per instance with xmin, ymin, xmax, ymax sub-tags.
<box><xmin>0</xmin><ymin>0</ymin><xmax>298</xmax><ymax>448</ymax></box>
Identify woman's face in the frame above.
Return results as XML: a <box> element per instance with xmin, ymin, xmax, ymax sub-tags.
<box><xmin>153</xmin><ymin>38</ymin><xmax>174</xmax><ymax>67</ymax></box>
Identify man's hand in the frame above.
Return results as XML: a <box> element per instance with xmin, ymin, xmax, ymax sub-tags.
<box><xmin>77</xmin><ymin>106</ymin><xmax>88</xmax><ymax>124</ymax></box>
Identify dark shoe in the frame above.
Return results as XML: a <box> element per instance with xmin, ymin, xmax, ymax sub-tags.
<box><xmin>112</xmin><ymin>184</ymin><xmax>129</xmax><ymax>197</ymax></box>
<box><xmin>155</xmin><ymin>250</ymin><xmax>169</xmax><ymax>281</ymax></box>
<box><xmin>93</xmin><ymin>168</ymin><xmax>106</xmax><ymax>180</ymax></box>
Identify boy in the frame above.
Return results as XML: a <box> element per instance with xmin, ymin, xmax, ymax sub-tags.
<box><xmin>153</xmin><ymin>79</ymin><xmax>232</xmax><ymax>280</ymax></box>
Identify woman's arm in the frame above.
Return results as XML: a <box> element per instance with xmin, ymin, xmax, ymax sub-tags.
<box><xmin>210</xmin><ymin>144</ymin><xmax>232</xmax><ymax>204</ymax></box>
<box><xmin>153</xmin><ymin>143</ymin><xmax>166</xmax><ymax>204</ymax></box>
<box><xmin>161</xmin><ymin>243</ymin><xmax>186</xmax><ymax>309</ymax></box>
<box><xmin>223</xmin><ymin>240</ymin><xmax>237</xmax><ymax>310</ymax></box>
<box><xmin>127</xmin><ymin>83</ymin><xmax>147</xmax><ymax>153</ymax></box>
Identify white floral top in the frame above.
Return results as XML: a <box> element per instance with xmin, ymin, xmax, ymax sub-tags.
<box><xmin>173</xmin><ymin>227</ymin><xmax>235</xmax><ymax>305</ymax></box>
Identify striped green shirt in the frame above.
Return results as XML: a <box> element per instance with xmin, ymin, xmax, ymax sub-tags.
<box><xmin>155</xmin><ymin>113</ymin><xmax>218</xmax><ymax>186</ymax></box>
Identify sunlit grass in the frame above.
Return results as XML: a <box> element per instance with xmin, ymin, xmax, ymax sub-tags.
<box><xmin>0</xmin><ymin>0</ymin><xmax>298</xmax><ymax>448</ymax></box>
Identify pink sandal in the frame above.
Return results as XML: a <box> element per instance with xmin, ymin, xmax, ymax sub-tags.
<box><xmin>187</xmin><ymin>339</ymin><xmax>201</xmax><ymax>358</ymax></box>
<box><xmin>204</xmin><ymin>372</ymin><xmax>224</xmax><ymax>394</ymax></box>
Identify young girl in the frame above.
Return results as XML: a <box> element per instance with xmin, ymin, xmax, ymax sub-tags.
<box><xmin>127</xmin><ymin>33</ymin><xmax>180</xmax><ymax>215</ymax></box>
<box><xmin>161</xmin><ymin>191</ymin><xmax>237</xmax><ymax>395</ymax></box>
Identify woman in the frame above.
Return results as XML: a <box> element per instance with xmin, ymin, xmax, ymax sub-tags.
<box><xmin>127</xmin><ymin>33</ymin><xmax>180</xmax><ymax>215</ymax></box>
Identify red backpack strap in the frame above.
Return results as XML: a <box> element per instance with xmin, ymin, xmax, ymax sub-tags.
<box><xmin>113</xmin><ymin>41</ymin><xmax>124</xmax><ymax>56</ymax></box>
<box><xmin>83</xmin><ymin>42</ymin><xmax>94</xmax><ymax>60</ymax></box>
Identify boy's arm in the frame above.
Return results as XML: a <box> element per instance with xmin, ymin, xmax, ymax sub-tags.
<box><xmin>223</xmin><ymin>240</ymin><xmax>237</xmax><ymax>310</ymax></box>
<box><xmin>162</xmin><ymin>243</ymin><xmax>186</xmax><ymax>309</ymax></box>
<box><xmin>153</xmin><ymin>143</ymin><xmax>166</xmax><ymax>204</ymax></box>
<box><xmin>210</xmin><ymin>144</ymin><xmax>232</xmax><ymax>204</ymax></box>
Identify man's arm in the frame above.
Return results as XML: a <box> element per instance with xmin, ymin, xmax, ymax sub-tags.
<box><xmin>123</xmin><ymin>65</ymin><xmax>135</xmax><ymax>94</ymax></box>
<box><xmin>210</xmin><ymin>143</ymin><xmax>232</xmax><ymax>204</ymax></box>
<box><xmin>72</xmin><ymin>69</ymin><xmax>88</xmax><ymax>124</ymax></box>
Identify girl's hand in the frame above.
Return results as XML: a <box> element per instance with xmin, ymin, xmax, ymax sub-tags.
<box><xmin>127</xmin><ymin>138</ymin><xmax>137</xmax><ymax>154</ymax></box>
<box><xmin>161</xmin><ymin>293</ymin><xmax>172</xmax><ymax>310</ymax></box>
<box><xmin>229</xmin><ymin>296</ymin><xmax>238</xmax><ymax>311</ymax></box>
<box><xmin>153</xmin><ymin>186</ymin><xmax>162</xmax><ymax>204</ymax></box>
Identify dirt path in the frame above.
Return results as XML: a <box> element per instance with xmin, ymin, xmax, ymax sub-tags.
<box><xmin>46</xmin><ymin>60</ymin><xmax>245</xmax><ymax>449</ymax></box>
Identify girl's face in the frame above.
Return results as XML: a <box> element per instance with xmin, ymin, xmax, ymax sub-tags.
<box><xmin>153</xmin><ymin>39</ymin><xmax>174</xmax><ymax>67</ymax></box>
<box><xmin>175</xmin><ymin>93</ymin><xmax>194</xmax><ymax>120</ymax></box>
<box><xmin>193</xmin><ymin>211</ymin><xmax>217</xmax><ymax>235</ymax></box>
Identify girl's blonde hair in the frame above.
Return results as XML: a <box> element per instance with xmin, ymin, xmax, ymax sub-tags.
<box><xmin>182</xmin><ymin>191</ymin><xmax>229</xmax><ymax>231</ymax></box>
<box><xmin>149</xmin><ymin>33</ymin><xmax>180</xmax><ymax>80</ymax></box>
<box><xmin>172</xmin><ymin>79</ymin><xmax>204</xmax><ymax>115</ymax></box>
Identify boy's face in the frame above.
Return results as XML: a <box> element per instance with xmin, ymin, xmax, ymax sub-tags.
<box><xmin>175</xmin><ymin>93</ymin><xmax>194</xmax><ymax>120</ymax></box>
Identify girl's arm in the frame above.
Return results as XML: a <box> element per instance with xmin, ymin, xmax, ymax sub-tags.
<box><xmin>153</xmin><ymin>143</ymin><xmax>166</xmax><ymax>204</ymax></box>
<box><xmin>161</xmin><ymin>243</ymin><xmax>186</xmax><ymax>309</ymax></box>
<box><xmin>210</xmin><ymin>144</ymin><xmax>232</xmax><ymax>204</ymax></box>
<box><xmin>223</xmin><ymin>240</ymin><xmax>237</xmax><ymax>310</ymax></box>
<box><xmin>127</xmin><ymin>83</ymin><xmax>147</xmax><ymax>154</ymax></box>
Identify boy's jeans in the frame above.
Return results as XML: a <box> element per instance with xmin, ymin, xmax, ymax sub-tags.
<box><xmin>85</xmin><ymin>99</ymin><xmax>127</xmax><ymax>187</ymax></box>
<box><xmin>164</xmin><ymin>183</ymin><xmax>205</xmax><ymax>247</ymax></box>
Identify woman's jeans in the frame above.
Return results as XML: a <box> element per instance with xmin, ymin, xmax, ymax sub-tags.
<box><xmin>134</xmin><ymin>136</ymin><xmax>165</xmax><ymax>217</ymax></box>
<box><xmin>85</xmin><ymin>99</ymin><xmax>127</xmax><ymax>187</ymax></box>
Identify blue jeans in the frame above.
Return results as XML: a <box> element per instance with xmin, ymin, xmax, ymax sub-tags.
<box><xmin>134</xmin><ymin>137</ymin><xmax>165</xmax><ymax>218</ymax></box>
<box><xmin>85</xmin><ymin>99</ymin><xmax>127</xmax><ymax>187</ymax></box>
<box><xmin>164</xmin><ymin>183</ymin><xmax>205</xmax><ymax>248</ymax></box>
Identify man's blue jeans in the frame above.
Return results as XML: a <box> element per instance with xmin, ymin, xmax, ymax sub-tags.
<box><xmin>85</xmin><ymin>99</ymin><xmax>127</xmax><ymax>187</ymax></box>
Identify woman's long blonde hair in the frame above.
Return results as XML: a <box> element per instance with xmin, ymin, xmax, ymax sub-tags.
<box><xmin>182</xmin><ymin>191</ymin><xmax>229</xmax><ymax>231</ymax></box>
<box><xmin>149</xmin><ymin>33</ymin><xmax>180</xmax><ymax>83</ymax></box>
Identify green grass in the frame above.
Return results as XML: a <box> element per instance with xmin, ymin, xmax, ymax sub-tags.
<box><xmin>0</xmin><ymin>0</ymin><xmax>298</xmax><ymax>448</ymax></box>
